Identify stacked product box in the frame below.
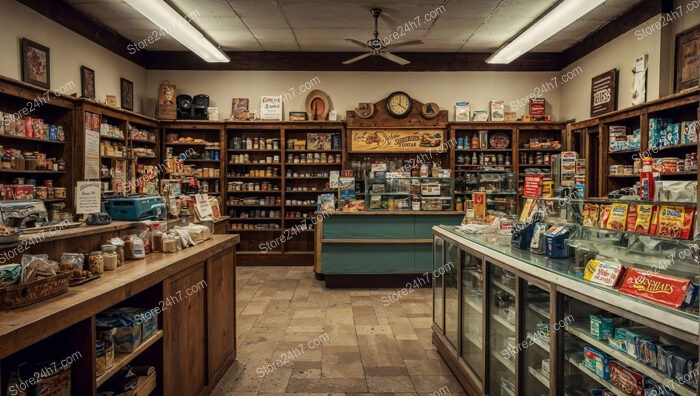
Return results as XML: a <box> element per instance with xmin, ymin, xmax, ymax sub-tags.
<box><xmin>648</xmin><ymin>118</ymin><xmax>697</xmax><ymax>148</ymax></box>
<box><xmin>609</xmin><ymin>126</ymin><xmax>641</xmax><ymax>152</ymax></box>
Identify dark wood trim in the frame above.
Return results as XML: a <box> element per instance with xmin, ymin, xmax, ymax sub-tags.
<box><xmin>16</xmin><ymin>0</ymin><xmax>148</xmax><ymax>68</ymax></box>
<box><xmin>562</xmin><ymin>0</ymin><xmax>672</xmax><ymax>67</ymax></box>
<box><xmin>145</xmin><ymin>51</ymin><xmax>563</xmax><ymax>71</ymax></box>
<box><xmin>432</xmin><ymin>330</ymin><xmax>478</xmax><ymax>395</ymax></box>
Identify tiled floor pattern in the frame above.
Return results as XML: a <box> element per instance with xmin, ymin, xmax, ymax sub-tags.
<box><xmin>211</xmin><ymin>266</ymin><xmax>466</xmax><ymax>395</ymax></box>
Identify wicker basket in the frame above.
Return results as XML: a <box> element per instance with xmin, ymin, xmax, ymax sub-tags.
<box><xmin>0</xmin><ymin>272</ymin><xmax>70</xmax><ymax>309</ymax></box>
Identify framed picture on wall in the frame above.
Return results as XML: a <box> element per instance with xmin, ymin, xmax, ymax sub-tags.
<box><xmin>120</xmin><ymin>78</ymin><xmax>133</xmax><ymax>111</ymax></box>
<box><xmin>80</xmin><ymin>66</ymin><xmax>95</xmax><ymax>99</ymax></box>
<box><xmin>675</xmin><ymin>24</ymin><xmax>700</xmax><ymax>92</ymax></box>
<box><xmin>20</xmin><ymin>38</ymin><xmax>50</xmax><ymax>89</ymax></box>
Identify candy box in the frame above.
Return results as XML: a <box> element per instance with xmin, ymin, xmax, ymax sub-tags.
<box><xmin>637</xmin><ymin>337</ymin><xmax>658</xmax><ymax>368</ymax></box>
<box><xmin>584</xmin><ymin>260</ymin><xmax>626</xmax><ymax>288</ymax></box>
<box><xmin>657</xmin><ymin>344</ymin><xmax>679</xmax><ymax>374</ymax></box>
<box><xmin>606</xmin><ymin>203</ymin><xmax>628</xmax><ymax>230</ymax></box>
<box><xmin>620</xmin><ymin>268</ymin><xmax>695</xmax><ymax>309</ymax></box>
<box><xmin>671</xmin><ymin>350</ymin><xmax>698</xmax><ymax>386</ymax></box>
<box><xmin>610</xmin><ymin>361</ymin><xmax>645</xmax><ymax>396</ymax></box>
<box><xmin>617</xmin><ymin>328</ymin><xmax>654</xmax><ymax>359</ymax></box>
<box><xmin>666</xmin><ymin>123</ymin><xmax>681</xmax><ymax>146</ymax></box>
<box><xmin>590</xmin><ymin>314</ymin><xmax>614</xmax><ymax>340</ymax></box>
<box><xmin>608</xmin><ymin>335</ymin><xmax>627</xmax><ymax>353</ymax></box>
<box><xmin>584</xmin><ymin>346</ymin><xmax>611</xmax><ymax>380</ymax></box>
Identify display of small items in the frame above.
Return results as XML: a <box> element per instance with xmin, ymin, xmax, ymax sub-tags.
<box><xmin>188</xmin><ymin>148</ymin><xmax>220</xmax><ymax>161</ymax></box>
<box><xmin>287</xmin><ymin>152</ymin><xmax>340</xmax><ymax>164</ymax></box>
<box><xmin>286</xmin><ymin>211</ymin><xmax>314</xmax><ymax>219</ymax></box>
<box><xmin>458</xmin><ymin>152</ymin><xmax>511</xmax><ymax>166</ymax></box>
<box><xmin>227</xmin><ymin>196</ymin><xmax>281</xmax><ymax>206</ymax></box>
<box><xmin>229</xmin><ymin>167</ymin><xmax>279</xmax><ymax>177</ymax></box>
<box><xmin>0</xmin><ymin>113</ymin><xmax>66</xmax><ymax>141</ymax></box>
<box><xmin>286</xmin><ymin>185</ymin><xmax>331</xmax><ymax>192</ymax></box>
<box><xmin>129</xmin><ymin>126</ymin><xmax>156</xmax><ymax>142</ymax></box>
<box><xmin>230</xmin><ymin>222</ymin><xmax>280</xmax><ymax>230</ymax></box>
<box><xmin>456</xmin><ymin>130</ymin><xmax>511</xmax><ymax>150</ymax></box>
<box><xmin>227</xmin><ymin>181</ymin><xmax>280</xmax><ymax>192</ymax></box>
<box><xmin>99</xmin><ymin>121</ymin><xmax>124</xmax><ymax>139</ymax></box>
<box><xmin>609</xmin><ymin>154</ymin><xmax>698</xmax><ymax>176</ymax></box>
<box><xmin>96</xmin><ymin>306</ymin><xmax>158</xmax><ymax>377</ymax></box>
<box><xmin>608</xmin><ymin>125</ymin><xmax>641</xmax><ymax>152</ymax></box>
<box><xmin>580</xmin><ymin>313</ymin><xmax>698</xmax><ymax>393</ymax></box>
<box><xmin>100</xmin><ymin>141</ymin><xmax>126</xmax><ymax>157</ymax></box>
<box><xmin>649</xmin><ymin>118</ymin><xmax>698</xmax><ymax>148</ymax></box>
<box><xmin>0</xmin><ymin>147</ymin><xmax>65</xmax><ymax>171</ymax></box>
<box><xmin>286</xmin><ymin>133</ymin><xmax>341</xmax><ymax>151</ymax></box>
<box><xmin>0</xmin><ymin>179</ymin><xmax>65</xmax><ymax>201</ymax></box>
<box><xmin>235</xmin><ymin>209</ymin><xmax>280</xmax><ymax>219</ymax></box>
<box><xmin>230</xmin><ymin>136</ymin><xmax>281</xmax><ymax>150</ymax></box>
<box><xmin>286</xmin><ymin>170</ymin><xmax>329</xmax><ymax>178</ymax></box>
<box><xmin>165</xmin><ymin>134</ymin><xmax>218</xmax><ymax>146</ymax></box>
<box><xmin>519</xmin><ymin>151</ymin><xmax>553</xmax><ymax>165</ymax></box>
<box><xmin>286</xmin><ymin>199</ymin><xmax>315</xmax><ymax>205</ymax></box>
<box><xmin>229</xmin><ymin>153</ymin><xmax>280</xmax><ymax>164</ymax></box>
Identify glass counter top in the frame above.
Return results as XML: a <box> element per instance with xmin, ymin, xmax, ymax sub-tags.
<box><xmin>435</xmin><ymin>225</ymin><xmax>699</xmax><ymax>332</ymax></box>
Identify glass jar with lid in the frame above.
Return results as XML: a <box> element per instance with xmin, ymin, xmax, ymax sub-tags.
<box><xmin>101</xmin><ymin>244</ymin><xmax>119</xmax><ymax>271</ymax></box>
<box><xmin>24</xmin><ymin>152</ymin><xmax>36</xmax><ymax>170</ymax></box>
<box><xmin>88</xmin><ymin>251</ymin><xmax>104</xmax><ymax>274</ymax></box>
<box><xmin>11</xmin><ymin>151</ymin><xmax>24</xmax><ymax>170</ymax></box>
<box><xmin>56</xmin><ymin>158</ymin><xmax>66</xmax><ymax>171</ymax></box>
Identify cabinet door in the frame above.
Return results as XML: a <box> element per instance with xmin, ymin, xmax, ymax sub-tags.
<box><xmin>164</xmin><ymin>263</ymin><xmax>207</xmax><ymax>396</ymax></box>
<box><xmin>461</xmin><ymin>249</ymin><xmax>484</xmax><ymax>380</ymax></box>
<box><xmin>433</xmin><ymin>236</ymin><xmax>444</xmax><ymax>332</ymax></box>
<box><xmin>488</xmin><ymin>262</ymin><xmax>516</xmax><ymax>396</ymax></box>
<box><xmin>520</xmin><ymin>280</ymin><xmax>552</xmax><ymax>395</ymax></box>
<box><xmin>444</xmin><ymin>241</ymin><xmax>459</xmax><ymax>348</ymax></box>
<box><xmin>207</xmin><ymin>250</ymin><xmax>236</xmax><ymax>382</ymax></box>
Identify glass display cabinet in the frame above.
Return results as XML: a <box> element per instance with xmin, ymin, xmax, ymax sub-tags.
<box><xmin>461</xmin><ymin>249</ymin><xmax>484</xmax><ymax>380</ymax></box>
<box><xmin>489</xmin><ymin>264</ymin><xmax>517</xmax><ymax>396</ymax></box>
<box><xmin>365</xmin><ymin>177</ymin><xmax>454</xmax><ymax>211</ymax></box>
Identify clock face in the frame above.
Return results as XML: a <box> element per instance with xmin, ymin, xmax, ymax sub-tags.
<box><xmin>386</xmin><ymin>91</ymin><xmax>413</xmax><ymax>118</ymax></box>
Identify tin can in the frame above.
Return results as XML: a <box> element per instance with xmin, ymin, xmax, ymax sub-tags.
<box><xmin>23</xmin><ymin>117</ymin><xmax>33</xmax><ymax>137</ymax></box>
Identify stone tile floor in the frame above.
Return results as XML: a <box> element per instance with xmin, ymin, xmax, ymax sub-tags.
<box><xmin>210</xmin><ymin>266</ymin><xmax>466</xmax><ymax>395</ymax></box>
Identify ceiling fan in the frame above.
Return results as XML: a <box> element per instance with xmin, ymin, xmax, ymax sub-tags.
<box><xmin>342</xmin><ymin>8</ymin><xmax>423</xmax><ymax>65</ymax></box>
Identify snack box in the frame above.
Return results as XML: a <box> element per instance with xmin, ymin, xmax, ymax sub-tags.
<box><xmin>657</xmin><ymin>344</ymin><xmax>679</xmax><ymax>375</ymax></box>
<box><xmin>619</xmin><ymin>268</ymin><xmax>697</xmax><ymax>309</ymax></box>
<box><xmin>584</xmin><ymin>259</ymin><xmax>626</xmax><ymax>288</ymax></box>
<box><xmin>97</xmin><ymin>309</ymin><xmax>142</xmax><ymax>353</ymax></box>
<box><xmin>610</xmin><ymin>361</ymin><xmax>645</xmax><ymax>396</ymax></box>
<box><xmin>529</xmin><ymin>98</ymin><xmax>545</xmax><ymax>116</ymax></box>
<box><xmin>584</xmin><ymin>346</ymin><xmax>611</xmax><ymax>380</ymax></box>
<box><xmin>644</xmin><ymin>378</ymin><xmax>681</xmax><ymax>396</ymax></box>
<box><xmin>590</xmin><ymin>314</ymin><xmax>614</xmax><ymax>340</ymax></box>
<box><xmin>637</xmin><ymin>337</ymin><xmax>658</xmax><ymax>368</ymax></box>
<box><xmin>608</xmin><ymin>335</ymin><xmax>627</xmax><ymax>353</ymax></box>
<box><xmin>617</xmin><ymin>328</ymin><xmax>654</xmax><ymax>359</ymax></box>
<box><xmin>671</xmin><ymin>350</ymin><xmax>698</xmax><ymax>386</ymax></box>
<box><xmin>666</xmin><ymin>123</ymin><xmax>681</xmax><ymax>146</ymax></box>
<box><xmin>489</xmin><ymin>100</ymin><xmax>505</xmax><ymax>121</ymax></box>
<box><xmin>682</xmin><ymin>121</ymin><xmax>698</xmax><ymax>144</ymax></box>
<box><xmin>544</xmin><ymin>226</ymin><xmax>571</xmax><ymax>258</ymax></box>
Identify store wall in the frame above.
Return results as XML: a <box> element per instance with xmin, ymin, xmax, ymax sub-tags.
<box><xmin>144</xmin><ymin>70</ymin><xmax>562</xmax><ymax>121</ymax></box>
<box><xmin>561</xmin><ymin>0</ymin><xmax>700</xmax><ymax>122</ymax></box>
<box><xmin>0</xmin><ymin>0</ymin><xmax>147</xmax><ymax>112</ymax></box>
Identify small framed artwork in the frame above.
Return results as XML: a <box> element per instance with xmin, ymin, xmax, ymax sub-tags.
<box><xmin>80</xmin><ymin>66</ymin><xmax>95</xmax><ymax>99</ymax></box>
<box><xmin>120</xmin><ymin>78</ymin><xmax>133</xmax><ymax>111</ymax></box>
<box><xmin>20</xmin><ymin>38</ymin><xmax>50</xmax><ymax>89</ymax></box>
<box><xmin>231</xmin><ymin>98</ymin><xmax>249</xmax><ymax>120</ymax></box>
<box><xmin>675</xmin><ymin>25</ymin><xmax>700</xmax><ymax>92</ymax></box>
<box><xmin>288</xmin><ymin>111</ymin><xmax>307</xmax><ymax>121</ymax></box>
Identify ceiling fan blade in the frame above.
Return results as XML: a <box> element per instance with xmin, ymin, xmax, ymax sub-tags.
<box><xmin>345</xmin><ymin>39</ymin><xmax>368</xmax><ymax>49</ymax></box>
<box><xmin>342</xmin><ymin>53</ymin><xmax>372</xmax><ymax>65</ymax></box>
<box><xmin>379</xmin><ymin>51</ymin><xmax>410</xmax><ymax>65</ymax></box>
<box><xmin>385</xmin><ymin>40</ymin><xmax>423</xmax><ymax>49</ymax></box>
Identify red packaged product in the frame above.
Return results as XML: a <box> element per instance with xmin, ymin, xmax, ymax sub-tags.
<box><xmin>625</xmin><ymin>204</ymin><xmax>638</xmax><ymax>232</ymax></box>
<box><xmin>680</xmin><ymin>207</ymin><xmax>695</xmax><ymax>240</ymax></box>
<box><xmin>620</xmin><ymin>268</ymin><xmax>693</xmax><ymax>309</ymax></box>
<box><xmin>23</xmin><ymin>116</ymin><xmax>32</xmax><ymax>137</ymax></box>
<box><xmin>610</xmin><ymin>361</ymin><xmax>644</xmax><ymax>396</ymax></box>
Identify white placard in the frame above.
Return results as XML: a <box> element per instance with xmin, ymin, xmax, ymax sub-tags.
<box><xmin>76</xmin><ymin>181</ymin><xmax>102</xmax><ymax>214</ymax></box>
<box><xmin>84</xmin><ymin>130</ymin><xmax>100</xmax><ymax>179</ymax></box>
<box><xmin>194</xmin><ymin>194</ymin><xmax>213</xmax><ymax>220</ymax></box>
<box><xmin>260</xmin><ymin>95</ymin><xmax>282</xmax><ymax>120</ymax></box>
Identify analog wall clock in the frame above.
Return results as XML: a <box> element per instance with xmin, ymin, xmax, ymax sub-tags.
<box><xmin>386</xmin><ymin>91</ymin><xmax>413</xmax><ymax>118</ymax></box>
<box><xmin>421</xmin><ymin>102</ymin><xmax>440</xmax><ymax>119</ymax></box>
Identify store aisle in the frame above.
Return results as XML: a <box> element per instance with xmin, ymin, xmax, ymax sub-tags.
<box><xmin>211</xmin><ymin>266</ymin><xmax>465</xmax><ymax>395</ymax></box>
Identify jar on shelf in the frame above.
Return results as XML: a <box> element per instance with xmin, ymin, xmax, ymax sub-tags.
<box><xmin>12</xmin><ymin>151</ymin><xmax>24</xmax><ymax>170</ymax></box>
<box><xmin>54</xmin><ymin>187</ymin><xmax>67</xmax><ymax>199</ymax></box>
<box><xmin>24</xmin><ymin>152</ymin><xmax>37</xmax><ymax>171</ymax></box>
<box><xmin>35</xmin><ymin>186</ymin><xmax>47</xmax><ymax>200</ymax></box>
<box><xmin>35</xmin><ymin>152</ymin><xmax>46</xmax><ymax>170</ymax></box>
<box><xmin>88</xmin><ymin>251</ymin><xmax>104</xmax><ymax>274</ymax></box>
<box><xmin>1</xmin><ymin>150</ymin><xmax>11</xmax><ymax>169</ymax></box>
<box><xmin>56</xmin><ymin>158</ymin><xmax>66</xmax><ymax>171</ymax></box>
<box><xmin>101</xmin><ymin>244</ymin><xmax>119</xmax><ymax>271</ymax></box>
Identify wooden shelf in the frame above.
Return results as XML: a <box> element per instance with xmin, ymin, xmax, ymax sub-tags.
<box><xmin>607</xmin><ymin>149</ymin><xmax>640</xmax><ymax>155</ymax></box>
<box><xmin>456</xmin><ymin>148</ymin><xmax>512</xmax><ymax>152</ymax></box>
<box><xmin>0</xmin><ymin>134</ymin><xmax>65</xmax><ymax>144</ymax></box>
<box><xmin>131</xmin><ymin>139</ymin><xmax>157</xmax><ymax>145</ymax></box>
<box><xmin>101</xmin><ymin>155</ymin><xmax>127</xmax><ymax>160</ymax></box>
<box><xmin>99</xmin><ymin>135</ymin><xmax>126</xmax><ymax>142</ymax></box>
<box><xmin>129</xmin><ymin>371</ymin><xmax>157</xmax><ymax>396</ymax></box>
<box><xmin>164</xmin><ymin>142</ymin><xmax>216</xmax><ymax>146</ymax></box>
<box><xmin>286</xmin><ymin>149</ymin><xmax>342</xmax><ymax>153</ymax></box>
<box><xmin>518</xmin><ymin>164</ymin><xmax>551</xmax><ymax>167</ymax></box>
<box><xmin>519</xmin><ymin>148</ymin><xmax>562</xmax><ymax>152</ymax></box>
<box><xmin>227</xmin><ymin>176</ymin><xmax>281</xmax><ymax>179</ymax></box>
<box><xmin>286</xmin><ymin>177</ymin><xmax>329</xmax><ymax>179</ymax></box>
<box><xmin>322</xmin><ymin>238</ymin><xmax>432</xmax><ymax>244</ymax></box>
<box><xmin>227</xmin><ymin>190</ymin><xmax>281</xmax><ymax>194</ymax></box>
<box><xmin>231</xmin><ymin>217</ymin><xmax>282</xmax><ymax>221</ymax></box>
<box><xmin>227</xmin><ymin>149</ymin><xmax>281</xmax><ymax>153</ymax></box>
<box><xmin>227</xmin><ymin>204</ymin><xmax>281</xmax><ymax>208</ymax></box>
<box><xmin>184</xmin><ymin>159</ymin><xmax>220</xmax><ymax>163</ymax></box>
<box><xmin>651</xmin><ymin>143</ymin><xmax>698</xmax><ymax>151</ymax></box>
<box><xmin>0</xmin><ymin>169</ymin><xmax>65</xmax><ymax>174</ymax></box>
<box><xmin>228</xmin><ymin>162</ymin><xmax>281</xmax><ymax>166</ymax></box>
<box><xmin>285</xmin><ymin>190</ymin><xmax>337</xmax><ymax>193</ymax></box>
<box><xmin>284</xmin><ymin>162</ymin><xmax>342</xmax><ymax>166</ymax></box>
<box><xmin>96</xmin><ymin>330</ymin><xmax>163</xmax><ymax>387</ymax></box>
<box><xmin>229</xmin><ymin>229</ymin><xmax>282</xmax><ymax>232</ymax></box>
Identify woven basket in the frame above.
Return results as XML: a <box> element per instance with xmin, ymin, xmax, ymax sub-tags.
<box><xmin>0</xmin><ymin>272</ymin><xmax>70</xmax><ymax>309</ymax></box>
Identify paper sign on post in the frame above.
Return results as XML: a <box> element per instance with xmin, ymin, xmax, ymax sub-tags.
<box><xmin>76</xmin><ymin>181</ymin><xmax>102</xmax><ymax>214</ymax></box>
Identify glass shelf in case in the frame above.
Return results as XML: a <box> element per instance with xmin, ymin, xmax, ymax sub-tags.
<box><xmin>461</xmin><ymin>249</ymin><xmax>484</xmax><ymax>379</ymax></box>
<box><xmin>445</xmin><ymin>241</ymin><xmax>459</xmax><ymax>348</ymax></box>
<box><xmin>489</xmin><ymin>264</ymin><xmax>516</xmax><ymax>395</ymax></box>
<box><xmin>365</xmin><ymin>177</ymin><xmax>454</xmax><ymax>211</ymax></box>
<box><xmin>521</xmin><ymin>282</ymin><xmax>552</xmax><ymax>395</ymax></box>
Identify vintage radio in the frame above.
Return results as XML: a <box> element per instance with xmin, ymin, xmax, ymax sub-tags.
<box><xmin>177</xmin><ymin>95</ymin><xmax>193</xmax><ymax>119</ymax></box>
<box><xmin>193</xmin><ymin>94</ymin><xmax>209</xmax><ymax>120</ymax></box>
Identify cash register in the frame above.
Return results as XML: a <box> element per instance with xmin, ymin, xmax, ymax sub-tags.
<box><xmin>107</xmin><ymin>195</ymin><xmax>166</xmax><ymax>221</ymax></box>
<box><xmin>0</xmin><ymin>200</ymin><xmax>50</xmax><ymax>228</ymax></box>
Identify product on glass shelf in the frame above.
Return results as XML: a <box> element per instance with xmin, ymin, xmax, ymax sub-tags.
<box><xmin>598</xmin><ymin>205</ymin><xmax>612</xmax><ymax>228</ymax></box>
<box><xmin>589</xmin><ymin>314</ymin><xmax>615</xmax><ymax>340</ymax></box>
<box><xmin>584</xmin><ymin>259</ymin><xmax>626</xmax><ymax>287</ymax></box>
<box><xmin>655</xmin><ymin>205</ymin><xmax>695</xmax><ymax>239</ymax></box>
<box><xmin>634</xmin><ymin>204</ymin><xmax>655</xmax><ymax>234</ymax></box>
<box><xmin>610</xmin><ymin>361</ymin><xmax>645</xmax><ymax>396</ymax></box>
<box><xmin>640</xmin><ymin>157</ymin><xmax>655</xmax><ymax>200</ymax></box>
<box><xmin>582</xmin><ymin>203</ymin><xmax>600</xmax><ymax>227</ymax></box>
<box><xmin>606</xmin><ymin>203</ymin><xmax>629</xmax><ymax>230</ymax></box>
<box><xmin>584</xmin><ymin>346</ymin><xmax>611</xmax><ymax>380</ymax></box>
<box><xmin>88</xmin><ymin>251</ymin><xmax>104</xmax><ymax>274</ymax></box>
<box><xmin>619</xmin><ymin>268</ymin><xmax>697</xmax><ymax>309</ymax></box>
<box><xmin>625</xmin><ymin>204</ymin><xmax>638</xmax><ymax>232</ymax></box>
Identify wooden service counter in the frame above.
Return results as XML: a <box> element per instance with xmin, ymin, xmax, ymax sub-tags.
<box><xmin>314</xmin><ymin>211</ymin><xmax>463</xmax><ymax>288</ymax></box>
<box><xmin>0</xmin><ymin>221</ymin><xmax>239</xmax><ymax>396</ymax></box>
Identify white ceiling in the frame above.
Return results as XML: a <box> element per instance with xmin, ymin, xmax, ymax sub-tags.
<box><xmin>63</xmin><ymin>0</ymin><xmax>644</xmax><ymax>53</ymax></box>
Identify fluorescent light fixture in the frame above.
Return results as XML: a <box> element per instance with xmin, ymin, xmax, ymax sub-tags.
<box><xmin>124</xmin><ymin>0</ymin><xmax>229</xmax><ymax>63</ymax></box>
<box><xmin>487</xmin><ymin>0</ymin><xmax>605</xmax><ymax>64</ymax></box>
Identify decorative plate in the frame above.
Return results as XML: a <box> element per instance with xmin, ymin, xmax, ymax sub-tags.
<box><xmin>489</xmin><ymin>132</ymin><xmax>510</xmax><ymax>149</ymax></box>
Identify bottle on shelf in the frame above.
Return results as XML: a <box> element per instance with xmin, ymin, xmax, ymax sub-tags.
<box><xmin>479</xmin><ymin>152</ymin><xmax>485</xmax><ymax>165</ymax></box>
<box><xmin>471</xmin><ymin>153</ymin><xmax>478</xmax><ymax>165</ymax></box>
<box><xmin>456</xmin><ymin>196</ymin><xmax>463</xmax><ymax>211</ymax></box>
<box><xmin>420</xmin><ymin>161</ymin><xmax>429</xmax><ymax>177</ymax></box>
<box><xmin>411</xmin><ymin>193</ymin><xmax>421</xmax><ymax>211</ymax></box>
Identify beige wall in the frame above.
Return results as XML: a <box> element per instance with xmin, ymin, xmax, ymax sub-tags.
<box><xmin>145</xmin><ymin>70</ymin><xmax>562</xmax><ymax>121</ymax></box>
<box><xmin>0</xmin><ymin>0</ymin><xmax>147</xmax><ymax>112</ymax></box>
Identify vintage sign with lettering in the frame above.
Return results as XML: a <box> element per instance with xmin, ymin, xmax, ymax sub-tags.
<box><xmin>350</xmin><ymin>129</ymin><xmax>445</xmax><ymax>152</ymax></box>
<box><xmin>590</xmin><ymin>69</ymin><xmax>617</xmax><ymax>117</ymax></box>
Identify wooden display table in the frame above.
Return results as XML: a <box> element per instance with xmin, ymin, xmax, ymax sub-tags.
<box><xmin>0</xmin><ymin>230</ymin><xmax>239</xmax><ymax>396</ymax></box>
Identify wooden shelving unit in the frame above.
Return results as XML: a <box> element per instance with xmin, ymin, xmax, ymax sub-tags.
<box><xmin>226</xmin><ymin>121</ymin><xmax>345</xmax><ymax>265</ymax></box>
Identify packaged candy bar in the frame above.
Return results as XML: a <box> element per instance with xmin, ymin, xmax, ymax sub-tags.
<box><xmin>607</xmin><ymin>203</ymin><xmax>629</xmax><ymax>230</ymax></box>
<box><xmin>610</xmin><ymin>361</ymin><xmax>645</xmax><ymax>396</ymax></box>
<box><xmin>637</xmin><ymin>337</ymin><xmax>658</xmax><ymax>368</ymax></box>
<box><xmin>584</xmin><ymin>259</ymin><xmax>626</xmax><ymax>287</ymax></box>
<box><xmin>608</xmin><ymin>336</ymin><xmax>627</xmax><ymax>353</ymax></box>
<box><xmin>656</xmin><ymin>206</ymin><xmax>685</xmax><ymax>239</ymax></box>
<box><xmin>635</xmin><ymin>204</ymin><xmax>655</xmax><ymax>234</ymax></box>
<box><xmin>626</xmin><ymin>204</ymin><xmax>638</xmax><ymax>232</ymax></box>
<box><xmin>619</xmin><ymin>268</ymin><xmax>695</xmax><ymax>309</ymax></box>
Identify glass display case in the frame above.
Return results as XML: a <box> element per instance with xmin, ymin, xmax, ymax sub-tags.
<box><xmin>521</xmin><ymin>281</ymin><xmax>552</xmax><ymax>395</ymax></box>
<box><xmin>365</xmin><ymin>177</ymin><xmax>454</xmax><ymax>211</ymax></box>
<box><xmin>433</xmin><ymin>236</ymin><xmax>444</xmax><ymax>333</ymax></box>
<box><xmin>456</xmin><ymin>171</ymin><xmax>518</xmax><ymax>215</ymax></box>
<box><xmin>489</xmin><ymin>263</ymin><xmax>517</xmax><ymax>396</ymax></box>
<box><xmin>445</xmin><ymin>241</ymin><xmax>459</xmax><ymax>348</ymax></box>
<box><xmin>461</xmin><ymin>249</ymin><xmax>484</xmax><ymax>379</ymax></box>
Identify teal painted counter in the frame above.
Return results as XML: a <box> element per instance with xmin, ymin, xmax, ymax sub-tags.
<box><xmin>319</xmin><ymin>212</ymin><xmax>463</xmax><ymax>275</ymax></box>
